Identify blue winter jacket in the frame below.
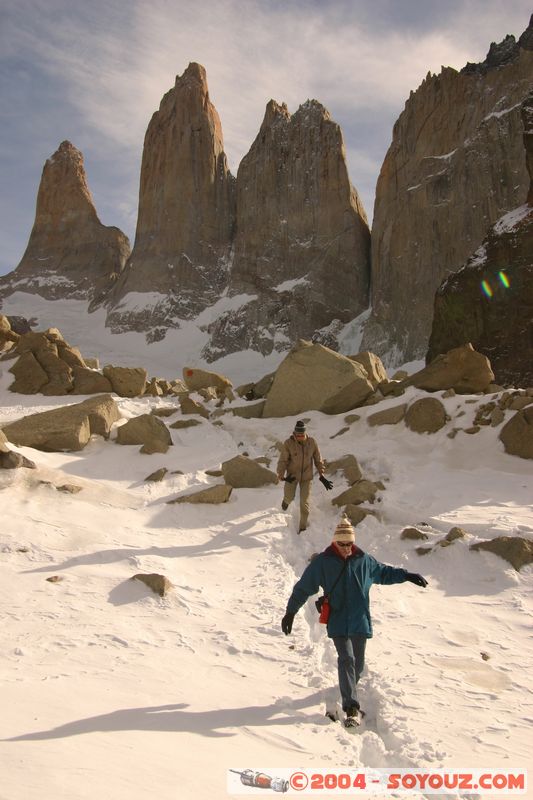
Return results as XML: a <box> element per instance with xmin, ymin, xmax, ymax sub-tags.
<box><xmin>286</xmin><ymin>544</ymin><xmax>408</xmax><ymax>638</ymax></box>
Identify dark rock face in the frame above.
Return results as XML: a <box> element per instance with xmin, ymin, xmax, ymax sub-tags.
<box><xmin>363</xmin><ymin>17</ymin><xmax>533</xmax><ymax>365</ymax></box>
<box><xmin>0</xmin><ymin>141</ymin><xmax>130</xmax><ymax>304</ymax></box>
<box><xmin>105</xmin><ymin>63</ymin><xmax>236</xmax><ymax>332</ymax></box>
<box><xmin>427</xmin><ymin>91</ymin><xmax>533</xmax><ymax>388</ymax></box>
<box><xmin>201</xmin><ymin>99</ymin><xmax>370</xmax><ymax>360</ymax></box>
<box><xmin>427</xmin><ymin>207</ymin><xmax>533</xmax><ymax>387</ymax></box>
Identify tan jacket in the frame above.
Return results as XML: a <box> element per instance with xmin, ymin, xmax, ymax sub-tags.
<box><xmin>277</xmin><ymin>435</ymin><xmax>325</xmax><ymax>483</ymax></box>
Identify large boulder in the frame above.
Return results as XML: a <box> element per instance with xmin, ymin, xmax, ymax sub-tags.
<box><xmin>2</xmin><ymin>408</ymin><xmax>89</xmax><ymax>451</ymax></box>
<box><xmin>499</xmin><ymin>406</ymin><xmax>533</xmax><ymax>459</ymax></box>
<box><xmin>116</xmin><ymin>414</ymin><xmax>172</xmax><ymax>454</ymax></box>
<box><xmin>404</xmin><ymin>397</ymin><xmax>447</xmax><ymax>434</ymax></box>
<box><xmin>220</xmin><ymin>455</ymin><xmax>277</xmax><ymax>488</ymax></box>
<box><xmin>103</xmin><ymin>365</ymin><xmax>147</xmax><ymax>397</ymax></box>
<box><xmin>262</xmin><ymin>340</ymin><xmax>373</xmax><ymax>417</ymax></box>
<box><xmin>1</xmin><ymin>394</ymin><xmax>120</xmax><ymax>452</ymax></box>
<box><xmin>400</xmin><ymin>344</ymin><xmax>494</xmax><ymax>394</ymax></box>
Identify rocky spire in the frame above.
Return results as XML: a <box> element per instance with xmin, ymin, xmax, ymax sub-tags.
<box><xmin>0</xmin><ymin>141</ymin><xmax>130</xmax><ymax>302</ymax></box>
<box><xmin>363</xmin><ymin>19</ymin><xmax>533</xmax><ymax>365</ymax></box>
<box><xmin>106</xmin><ymin>62</ymin><xmax>235</xmax><ymax>334</ymax></box>
<box><xmin>201</xmin><ymin>97</ymin><xmax>370</xmax><ymax>359</ymax></box>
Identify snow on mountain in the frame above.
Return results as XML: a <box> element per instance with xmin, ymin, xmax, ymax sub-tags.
<box><xmin>0</xmin><ymin>303</ymin><xmax>532</xmax><ymax>800</ymax></box>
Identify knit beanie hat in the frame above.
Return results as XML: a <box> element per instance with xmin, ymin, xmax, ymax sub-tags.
<box><xmin>332</xmin><ymin>515</ymin><xmax>355</xmax><ymax>543</ymax></box>
<box><xmin>293</xmin><ymin>420</ymin><xmax>306</xmax><ymax>434</ymax></box>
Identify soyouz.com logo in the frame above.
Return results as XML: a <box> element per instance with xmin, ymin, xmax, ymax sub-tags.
<box><xmin>227</xmin><ymin>767</ymin><xmax>527</xmax><ymax>794</ymax></box>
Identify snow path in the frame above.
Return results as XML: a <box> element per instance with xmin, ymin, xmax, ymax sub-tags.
<box><xmin>1</xmin><ymin>346</ymin><xmax>532</xmax><ymax>798</ymax></box>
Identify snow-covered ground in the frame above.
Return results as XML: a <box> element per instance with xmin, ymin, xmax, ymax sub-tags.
<box><xmin>0</xmin><ymin>298</ymin><xmax>532</xmax><ymax>800</ymax></box>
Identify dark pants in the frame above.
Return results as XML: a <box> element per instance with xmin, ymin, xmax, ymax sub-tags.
<box><xmin>332</xmin><ymin>635</ymin><xmax>367</xmax><ymax>711</ymax></box>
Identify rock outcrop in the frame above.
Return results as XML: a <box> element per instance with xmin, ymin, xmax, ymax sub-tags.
<box><xmin>202</xmin><ymin>99</ymin><xmax>370</xmax><ymax>360</ymax></box>
<box><xmin>0</xmin><ymin>141</ymin><xmax>130</xmax><ymax>303</ymax></box>
<box><xmin>363</xmin><ymin>16</ymin><xmax>533</xmax><ymax>364</ymax></box>
<box><xmin>426</xmin><ymin>89</ymin><xmax>533</xmax><ymax>388</ymax></box>
<box><xmin>105</xmin><ymin>63</ymin><xmax>235</xmax><ymax>335</ymax></box>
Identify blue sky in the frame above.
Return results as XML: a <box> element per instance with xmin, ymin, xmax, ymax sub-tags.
<box><xmin>1</xmin><ymin>0</ymin><xmax>531</xmax><ymax>275</ymax></box>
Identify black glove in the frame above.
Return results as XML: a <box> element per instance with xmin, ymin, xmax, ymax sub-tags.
<box><xmin>283</xmin><ymin>475</ymin><xmax>296</xmax><ymax>483</ymax></box>
<box><xmin>281</xmin><ymin>612</ymin><xmax>295</xmax><ymax>635</ymax></box>
<box><xmin>319</xmin><ymin>475</ymin><xmax>333</xmax><ymax>490</ymax></box>
<box><xmin>405</xmin><ymin>572</ymin><xmax>428</xmax><ymax>588</ymax></box>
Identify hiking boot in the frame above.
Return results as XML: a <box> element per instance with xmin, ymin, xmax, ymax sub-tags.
<box><xmin>281</xmin><ymin>501</ymin><xmax>289</xmax><ymax>511</ymax></box>
<box><xmin>344</xmin><ymin>707</ymin><xmax>361</xmax><ymax>728</ymax></box>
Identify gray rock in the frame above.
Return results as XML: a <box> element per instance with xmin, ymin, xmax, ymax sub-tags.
<box><xmin>2</xmin><ymin>394</ymin><xmax>120</xmax><ymax>452</ymax></box>
<box><xmin>325</xmin><ymin>455</ymin><xmax>362</xmax><ymax>485</ymax></box>
<box><xmin>0</xmin><ymin>451</ymin><xmax>37</xmax><ymax>469</ymax></box>
<box><xmin>263</xmin><ymin>340</ymin><xmax>373</xmax><ymax>418</ymax></box>
<box><xmin>405</xmin><ymin>397</ymin><xmax>447</xmax><ymax>434</ymax></box>
<box><xmin>116</xmin><ymin>414</ymin><xmax>172</xmax><ymax>454</ymax></box>
<box><xmin>132</xmin><ymin>573</ymin><xmax>173</xmax><ymax>596</ymax></box>
<box><xmin>169</xmin><ymin>418</ymin><xmax>203</xmax><ymax>429</ymax></box>
<box><xmin>401</xmin><ymin>527</ymin><xmax>429</xmax><ymax>540</ymax></box>
<box><xmin>401</xmin><ymin>344</ymin><xmax>494</xmax><ymax>394</ymax></box>
<box><xmin>499</xmin><ymin>406</ymin><xmax>533</xmax><ymax>459</ymax></box>
<box><xmin>179</xmin><ymin>396</ymin><xmax>210</xmax><ymax>419</ymax></box>
<box><xmin>470</xmin><ymin>536</ymin><xmax>533</xmax><ymax>571</ymax></box>
<box><xmin>103</xmin><ymin>365</ymin><xmax>147</xmax><ymax>397</ymax></box>
<box><xmin>367</xmin><ymin>403</ymin><xmax>407</xmax><ymax>427</ymax></box>
<box><xmin>332</xmin><ymin>479</ymin><xmax>380</xmax><ymax>506</ymax></box>
<box><xmin>167</xmin><ymin>484</ymin><xmax>233</xmax><ymax>504</ymax></box>
<box><xmin>145</xmin><ymin>468</ymin><xmax>168</xmax><ymax>482</ymax></box>
<box><xmin>220</xmin><ymin>455</ymin><xmax>278</xmax><ymax>488</ymax></box>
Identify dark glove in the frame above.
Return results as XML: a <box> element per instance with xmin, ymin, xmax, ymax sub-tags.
<box><xmin>281</xmin><ymin>612</ymin><xmax>295</xmax><ymax>635</ymax></box>
<box><xmin>319</xmin><ymin>475</ymin><xmax>333</xmax><ymax>490</ymax></box>
<box><xmin>405</xmin><ymin>572</ymin><xmax>428</xmax><ymax>588</ymax></box>
<box><xmin>283</xmin><ymin>475</ymin><xmax>296</xmax><ymax>483</ymax></box>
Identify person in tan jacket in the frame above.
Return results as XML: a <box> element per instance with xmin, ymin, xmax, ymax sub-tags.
<box><xmin>277</xmin><ymin>420</ymin><xmax>332</xmax><ymax>532</ymax></box>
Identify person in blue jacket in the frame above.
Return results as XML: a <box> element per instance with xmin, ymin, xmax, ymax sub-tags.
<box><xmin>281</xmin><ymin>515</ymin><xmax>428</xmax><ymax>728</ymax></box>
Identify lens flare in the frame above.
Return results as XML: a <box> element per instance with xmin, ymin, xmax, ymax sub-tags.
<box><xmin>481</xmin><ymin>280</ymin><xmax>493</xmax><ymax>298</ymax></box>
<box><xmin>498</xmin><ymin>270</ymin><xmax>510</xmax><ymax>288</ymax></box>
